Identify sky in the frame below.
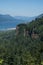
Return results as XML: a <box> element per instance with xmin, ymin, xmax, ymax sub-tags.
<box><xmin>0</xmin><ymin>0</ymin><xmax>43</xmax><ymax>17</ymax></box>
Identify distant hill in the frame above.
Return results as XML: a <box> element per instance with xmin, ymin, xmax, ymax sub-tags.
<box><xmin>0</xmin><ymin>14</ymin><xmax>22</xmax><ymax>22</ymax></box>
<box><xmin>14</xmin><ymin>16</ymin><xmax>36</xmax><ymax>21</ymax></box>
<box><xmin>0</xmin><ymin>14</ymin><xmax>36</xmax><ymax>30</ymax></box>
<box><xmin>37</xmin><ymin>14</ymin><xmax>43</xmax><ymax>18</ymax></box>
<box><xmin>0</xmin><ymin>14</ymin><xmax>25</xmax><ymax>30</ymax></box>
<box><xmin>0</xmin><ymin>14</ymin><xmax>36</xmax><ymax>22</ymax></box>
<box><xmin>0</xmin><ymin>14</ymin><xmax>43</xmax><ymax>30</ymax></box>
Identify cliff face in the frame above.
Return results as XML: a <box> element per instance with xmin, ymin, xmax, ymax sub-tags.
<box><xmin>16</xmin><ymin>16</ymin><xmax>43</xmax><ymax>40</ymax></box>
<box><xmin>16</xmin><ymin>24</ymin><xmax>27</xmax><ymax>36</ymax></box>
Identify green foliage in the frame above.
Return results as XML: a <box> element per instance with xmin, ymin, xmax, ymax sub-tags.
<box><xmin>0</xmin><ymin>16</ymin><xmax>43</xmax><ymax>65</ymax></box>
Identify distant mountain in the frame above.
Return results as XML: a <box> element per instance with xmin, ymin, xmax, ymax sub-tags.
<box><xmin>14</xmin><ymin>16</ymin><xmax>36</xmax><ymax>22</ymax></box>
<box><xmin>0</xmin><ymin>14</ymin><xmax>43</xmax><ymax>30</ymax></box>
<box><xmin>0</xmin><ymin>14</ymin><xmax>16</xmax><ymax>21</ymax></box>
<box><xmin>0</xmin><ymin>14</ymin><xmax>36</xmax><ymax>22</ymax></box>
<box><xmin>0</xmin><ymin>14</ymin><xmax>25</xmax><ymax>30</ymax></box>
<box><xmin>37</xmin><ymin>14</ymin><xmax>43</xmax><ymax>18</ymax></box>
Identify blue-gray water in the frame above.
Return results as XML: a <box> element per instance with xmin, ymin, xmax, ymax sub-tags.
<box><xmin>0</xmin><ymin>20</ymin><xmax>26</xmax><ymax>30</ymax></box>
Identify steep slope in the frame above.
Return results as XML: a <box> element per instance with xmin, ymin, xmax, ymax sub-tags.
<box><xmin>0</xmin><ymin>15</ymin><xmax>43</xmax><ymax>65</ymax></box>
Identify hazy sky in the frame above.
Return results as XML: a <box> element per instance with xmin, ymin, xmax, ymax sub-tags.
<box><xmin>0</xmin><ymin>0</ymin><xmax>43</xmax><ymax>17</ymax></box>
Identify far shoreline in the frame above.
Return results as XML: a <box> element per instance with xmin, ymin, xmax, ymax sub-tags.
<box><xmin>0</xmin><ymin>28</ymin><xmax>16</xmax><ymax>31</ymax></box>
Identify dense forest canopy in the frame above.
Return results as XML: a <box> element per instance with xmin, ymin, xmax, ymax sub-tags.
<box><xmin>0</xmin><ymin>16</ymin><xmax>43</xmax><ymax>65</ymax></box>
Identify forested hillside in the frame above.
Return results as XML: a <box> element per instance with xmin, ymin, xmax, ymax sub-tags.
<box><xmin>0</xmin><ymin>16</ymin><xmax>43</xmax><ymax>65</ymax></box>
